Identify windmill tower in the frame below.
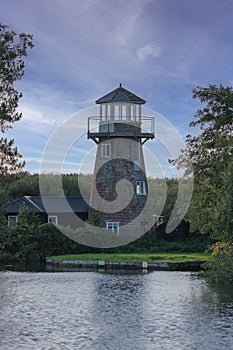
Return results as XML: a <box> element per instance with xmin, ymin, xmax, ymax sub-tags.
<box><xmin>87</xmin><ymin>84</ymin><xmax>154</xmax><ymax>235</ymax></box>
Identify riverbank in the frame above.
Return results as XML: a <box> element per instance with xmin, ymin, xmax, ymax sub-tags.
<box><xmin>47</xmin><ymin>252</ymin><xmax>210</xmax><ymax>271</ymax></box>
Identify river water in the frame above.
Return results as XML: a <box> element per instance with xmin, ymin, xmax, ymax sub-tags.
<box><xmin>0</xmin><ymin>269</ymin><xmax>233</xmax><ymax>350</ymax></box>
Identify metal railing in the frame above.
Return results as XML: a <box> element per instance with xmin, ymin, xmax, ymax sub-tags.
<box><xmin>87</xmin><ymin>116</ymin><xmax>155</xmax><ymax>136</ymax></box>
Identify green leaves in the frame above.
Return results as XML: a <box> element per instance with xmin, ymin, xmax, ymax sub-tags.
<box><xmin>0</xmin><ymin>22</ymin><xmax>33</xmax><ymax>174</ymax></box>
<box><xmin>173</xmin><ymin>84</ymin><xmax>233</xmax><ymax>241</ymax></box>
<box><xmin>0</xmin><ymin>23</ymin><xmax>33</xmax><ymax>131</ymax></box>
<box><xmin>172</xmin><ymin>84</ymin><xmax>233</xmax><ymax>283</ymax></box>
<box><xmin>0</xmin><ymin>138</ymin><xmax>25</xmax><ymax>175</ymax></box>
<box><xmin>203</xmin><ymin>241</ymin><xmax>233</xmax><ymax>284</ymax></box>
<box><xmin>192</xmin><ymin>84</ymin><xmax>233</xmax><ymax>130</ymax></box>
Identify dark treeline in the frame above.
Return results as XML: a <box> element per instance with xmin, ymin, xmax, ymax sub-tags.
<box><xmin>0</xmin><ymin>172</ymin><xmax>211</xmax><ymax>266</ymax></box>
<box><xmin>0</xmin><ymin>172</ymin><xmax>93</xmax><ymax>206</ymax></box>
<box><xmin>0</xmin><ymin>171</ymin><xmax>187</xmax><ymax>225</ymax></box>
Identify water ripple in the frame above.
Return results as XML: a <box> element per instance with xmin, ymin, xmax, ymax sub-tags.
<box><xmin>0</xmin><ymin>271</ymin><xmax>233</xmax><ymax>350</ymax></box>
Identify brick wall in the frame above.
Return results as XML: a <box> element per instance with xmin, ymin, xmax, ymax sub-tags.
<box><xmin>88</xmin><ymin>137</ymin><xmax>149</xmax><ymax>228</ymax></box>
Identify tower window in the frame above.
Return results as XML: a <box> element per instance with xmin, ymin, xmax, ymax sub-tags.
<box><xmin>106</xmin><ymin>221</ymin><xmax>120</xmax><ymax>235</ymax></box>
<box><xmin>136</xmin><ymin>181</ymin><xmax>146</xmax><ymax>195</ymax></box>
<box><xmin>101</xmin><ymin>143</ymin><xmax>111</xmax><ymax>158</ymax></box>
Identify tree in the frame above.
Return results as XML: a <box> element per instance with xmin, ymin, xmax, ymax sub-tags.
<box><xmin>172</xmin><ymin>84</ymin><xmax>233</xmax><ymax>283</ymax></box>
<box><xmin>220</xmin><ymin>159</ymin><xmax>233</xmax><ymax>241</ymax></box>
<box><xmin>0</xmin><ymin>23</ymin><xmax>33</xmax><ymax>174</ymax></box>
<box><xmin>173</xmin><ymin>84</ymin><xmax>233</xmax><ymax>240</ymax></box>
<box><xmin>0</xmin><ymin>138</ymin><xmax>25</xmax><ymax>175</ymax></box>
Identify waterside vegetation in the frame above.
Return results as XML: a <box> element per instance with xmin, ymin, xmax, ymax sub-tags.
<box><xmin>51</xmin><ymin>252</ymin><xmax>210</xmax><ymax>263</ymax></box>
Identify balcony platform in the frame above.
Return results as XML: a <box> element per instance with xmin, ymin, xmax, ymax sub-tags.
<box><xmin>87</xmin><ymin>131</ymin><xmax>154</xmax><ymax>144</ymax></box>
<box><xmin>87</xmin><ymin>116</ymin><xmax>155</xmax><ymax>144</ymax></box>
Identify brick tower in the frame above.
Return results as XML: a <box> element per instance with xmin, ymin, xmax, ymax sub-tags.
<box><xmin>87</xmin><ymin>84</ymin><xmax>154</xmax><ymax>236</ymax></box>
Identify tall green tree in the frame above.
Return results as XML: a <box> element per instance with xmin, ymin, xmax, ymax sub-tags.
<box><xmin>174</xmin><ymin>84</ymin><xmax>233</xmax><ymax>240</ymax></box>
<box><xmin>0</xmin><ymin>23</ymin><xmax>33</xmax><ymax>174</ymax></box>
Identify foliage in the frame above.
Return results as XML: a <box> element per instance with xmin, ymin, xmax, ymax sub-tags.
<box><xmin>0</xmin><ymin>204</ymin><xmax>95</xmax><ymax>263</ymax></box>
<box><xmin>0</xmin><ymin>138</ymin><xmax>25</xmax><ymax>175</ymax></box>
<box><xmin>0</xmin><ymin>171</ymin><xmax>212</xmax><ymax>263</ymax></box>
<box><xmin>0</xmin><ymin>23</ymin><xmax>33</xmax><ymax>174</ymax></box>
<box><xmin>31</xmin><ymin>223</ymin><xmax>81</xmax><ymax>258</ymax></box>
<box><xmin>1</xmin><ymin>173</ymin><xmax>182</xmax><ymax>223</ymax></box>
<box><xmin>0</xmin><ymin>23</ymin><xmax>34</xmax><ymax>131</ymax></box>
<box><xmin>7</xmin><ymin>172</ymin><xmax>40</xmax><ymax>198</ymax></box>
<box><xmin>0</xmin><ymin>217</ymin><xmax>210</xmax><ymax>265</ymax></box>
<box><xmin>203</xmin><ymin>242</ymin><xmax>233</xmax><ymax>284</ymax></box>
<box><xmin>219</xmin><ymin>159</ymin><xmax>233</xmax><ymax>241</ymax></box>
<box><xmin>178</xmin><ymin>84</ymin><xmax>233</xmax><ymax>176</ymax></box>
<box><xmin>0</xmin><ymin>172</ymin><xmax>29</xmax><ymax>207</ymax></box>
<box><xmin>148</xmin><ymin>177</ymin><xmax>178</xmax><ymax>221</ymax></box>
<box><xmin>0</xmin><ymin>204</ymin><xmax>38</xmax><ymax>262</ymax></box>
<box><xmin>62</xmin><ymin>173</ymin><xmax>93</xmax><ymax>196</ymax></box>
<box><xmin>10</xmin><ymin>203</ymin><xmax>40</xmax><ymax>261</ymax></box>
<box><xmin>0</xmin><ymin>173</ymin><xmax>88</xmax><ymax>203</ymax></box>
<box><xmin>173</xmin><ymin>84</ymin><xmax>233</xmax><ymax>241</ymax></box>
<box><xmin>124</xmin><ymin>226</ymin><xmax>211</xmax><ymax>253</ymax></box>
<box><xmin>0</xmin><ymin>224</ymin><xmax>16</xmax><ymax>261</ymax></box>
<box><xmin>171</xmin><ymin>84</ymin><xmax>233</xmax><ymax>283</ymax></box>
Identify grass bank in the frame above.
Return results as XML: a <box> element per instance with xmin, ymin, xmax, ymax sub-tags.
<box><xmin>51</xmin><ymin>252</ymin><xmax>210</xmax><ymax>263</ymax></box>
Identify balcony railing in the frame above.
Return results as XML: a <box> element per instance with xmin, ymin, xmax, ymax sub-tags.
<box><xmin>87</xmin><ymin>116</ymin><xmax>155</xmax><ymax>144</ymax></box>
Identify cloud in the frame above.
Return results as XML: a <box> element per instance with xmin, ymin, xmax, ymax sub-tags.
<box><xmin>137</xmin><ymin>44</ymin><xmax>161</xmax><ymax>62</ymax></box>
<box><xmin>19</xmin><ymin>104</ymin><xmax>56</xmax><ymax>125</ymax></box>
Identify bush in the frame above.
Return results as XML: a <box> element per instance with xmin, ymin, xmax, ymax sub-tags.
<box><xmin>35</xmin><ymin>223</ymin><xmax>89</xmax><ymax>257</ymax></box>
<box><xmin>0</xmin><ymin>221</ymin><xmax>97</xmax><ymax>264</ymax></box>
<box><xmin>0</xmin><ymin>224</ymin><xmax>17</xmax><ymax>262</ymax></box>
<box><xmin>203</xmin><ymin>241</ymin><xmax>233</xmax><ymax>284</ymax></box>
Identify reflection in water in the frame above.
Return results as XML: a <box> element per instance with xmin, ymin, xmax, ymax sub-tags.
<box><xmin>0</xmin><ymin>270</ymin><xmax>232</xmax><ymax>350</ymax></box>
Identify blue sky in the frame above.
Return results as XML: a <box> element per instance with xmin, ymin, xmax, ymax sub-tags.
<box><xmin>1</xmin><ymin>0</ymin><xmax>233</xmax><ymax>176</ymax></box>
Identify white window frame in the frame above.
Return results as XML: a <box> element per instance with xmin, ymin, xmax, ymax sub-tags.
<box><xmin>48</xmin><ymin>215</ymin><xmax>58</xmax><ymax>225</ymax></box>
<box><xmin>101</xmin><ymin>143</ymin><xmax>111</xmax><ymax>158</ymax></box>
<box><xmin>8</xmin><ymin>215</ymin><xmax>18</xmax><ymax>228</ymax></box>
<box><xmin>114</xmin><ymin>104</ymin><xmax>120</xmax><ymax>119</ymax></box>
<box><xmin>106</xmin><ymin>221</ymin><xmax>120</xmax><ymax>235</ymax></box>
<box><xmin>136</xmin><ymin>181</ymin><xmax>147</xmax><ymax>195</ymax></box>
<box><xmin>121</xmin><ymin>105</ymin><xmax>127</xmax><ymax>120</ymax></box>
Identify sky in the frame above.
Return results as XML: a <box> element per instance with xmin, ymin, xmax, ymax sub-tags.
<box><xmin>1</xmin><ymin>0</ymin><xmax>233</xmax><ymax>177</ymax></box>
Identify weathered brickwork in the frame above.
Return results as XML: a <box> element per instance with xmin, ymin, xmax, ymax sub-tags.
<box><xmin>88</xmin><ymin>136</ymin><xmax>149</xmax><ymax>228</ymax></box>
<box><xmin>114</xmin><ymin>122</ymin><xmax>141</xmax><ymax>134</ymax></box>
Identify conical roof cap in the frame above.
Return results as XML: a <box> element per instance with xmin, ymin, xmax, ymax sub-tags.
<box><xmin>96</xmin><ymin>84</ymin><xmax>146</xmax><ymax>104</ymax></box>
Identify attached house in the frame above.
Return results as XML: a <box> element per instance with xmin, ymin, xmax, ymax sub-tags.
<box><xmin>2</xmin><ymin>196</ymin><xmax>89</xmax><ymax>228</ymax></box>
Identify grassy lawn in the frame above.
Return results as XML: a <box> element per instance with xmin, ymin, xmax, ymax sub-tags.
<box><xmin>51</xmin><ymin>252</ymin><xmax>210</xmax><ymax>263</ymax></box>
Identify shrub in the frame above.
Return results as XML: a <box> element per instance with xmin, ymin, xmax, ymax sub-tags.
<box><xmin>203</xmin><ymin>241</ymin><xmax>233</xmax><ymax>284</ymax></box>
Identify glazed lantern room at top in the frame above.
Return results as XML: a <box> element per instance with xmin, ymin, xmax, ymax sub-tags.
<box><xmin>87</xmin><ymin>84</ymin><xmax>155</xmax><ymax>145</ymax></box>
<box><xmin>96</xmin><ymin>83</ymin><xmax>146</xmax><ymax>122</ymax></box>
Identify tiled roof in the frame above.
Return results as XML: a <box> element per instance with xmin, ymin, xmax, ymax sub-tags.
<box><xmin>96</xmin><ymin>84</ymin><xmax>146</xmax><ymax>104</ymax></box>
<box><xmin>2</xmin><ymin>196</ymin><xmax>89</xmax><ymax>214</ymax></box>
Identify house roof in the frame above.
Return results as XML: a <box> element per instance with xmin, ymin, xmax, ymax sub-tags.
<box><xmin>95</xmin><ymin>84</ymin><xmax>146</xmax><ymax>104</ymax></box>
<box><xmin>2</xmin><ymin>196</ymin><xmax>89</xmax><ymax>214</ymax></box>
